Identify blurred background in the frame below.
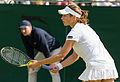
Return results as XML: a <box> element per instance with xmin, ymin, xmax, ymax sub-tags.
<box><xmin>0</xmin><ymin>0</ymin><xmax>120</xmax><ymax>82</ymax></box>
<box><xmin>0</xmin><ymin>0</ymin><xmax>120</xmax><ymax>6</ymax></box>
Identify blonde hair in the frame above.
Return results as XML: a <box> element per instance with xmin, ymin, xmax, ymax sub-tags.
<box><xmin>68</xmin><ymin>4</ymin><xmax>88</xmax><ymax>25</ymax></box>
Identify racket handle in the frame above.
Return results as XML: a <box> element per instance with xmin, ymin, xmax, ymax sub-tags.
<box><xmin>41</xmin><ymin>65</ymin><xmax>53</xmax><ymax>70</ymax></box>
<box><xmin>29</xmin><ymin>62</ymin><xmax>53</xmax><ymax>70</ymax></box>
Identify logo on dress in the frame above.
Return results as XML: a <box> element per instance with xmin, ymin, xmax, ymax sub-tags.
<box><xmin>67</xmin><ymin>36</ymin><xmax>73</xmax><ymax>39</ymax></box>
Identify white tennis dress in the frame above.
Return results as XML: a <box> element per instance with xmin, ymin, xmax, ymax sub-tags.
<box><xmin>66</xmin><ymin>23</ymin><xmax>118</xmax><ymax>81</ymax></box>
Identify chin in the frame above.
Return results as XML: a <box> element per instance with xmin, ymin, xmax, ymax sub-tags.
<box><xmin>64</xmin><ymin>25</ymin><xmax>69</xmax><ymax>26</ymax></box>
<box><xmin>63</xmin><ymin>24</ymin><xmax>68</xmax><ymax>26</ymax></box>
<box><xmin>23</xmin><ymin>34</ymin><xmax>27</xmax><ymax>36</ymax></box>
<box><xmin>63</xmin><ymin>22</ymin><xmax>69</xmax><ymax>26</ymax></box>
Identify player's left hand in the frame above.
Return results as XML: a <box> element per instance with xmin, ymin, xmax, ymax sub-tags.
<box><xmin>27</xmin><ymin>60</ymin><xmax>40</xmax><ymax>71</ymax></box>
<box><xmin>49</xmin><ymin>63</ymin><xmax>59</xmax><ymax>73</ymax></box>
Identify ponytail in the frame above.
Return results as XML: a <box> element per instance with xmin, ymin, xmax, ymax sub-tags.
<box><xmin>78</xmin><ymin>10</ymin><xmax>88</xmax><ymax>25</ymax></box>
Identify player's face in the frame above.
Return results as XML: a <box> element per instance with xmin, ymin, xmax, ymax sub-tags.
<box><xmin>61</xmin><ymin>14</ymin><xmax>74</xmax><ymax>26</ymax></box>
<box><xmin>20</xmin><ymin>26</ymin><xmax>32</xmax><ymax>36</ymax></box>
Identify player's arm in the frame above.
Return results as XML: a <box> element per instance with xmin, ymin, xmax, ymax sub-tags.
<box><xmin>28</xmin><ymin>40</ymin><xmax>75</xmax><ymax>69</ymax></box>
<box><xmin>49</xmin><ymin>51</ymin><xmax>79</xmax><ymax>73</ymax></box>
<box><xmin>38</xmin><ymin>40</ymin><xmax>75</xmax><ymax>63</ymax></box>
<box><xmin>61</xmin><ymin>51</ymin><xmax>79</xmax><ymax>68</ymax></box>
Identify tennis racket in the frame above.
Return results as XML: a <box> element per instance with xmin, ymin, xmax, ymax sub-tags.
<box><xmin>0</xmin><ymin>46</ymin><xmax>53</xmax><ymax>70</ymax></box>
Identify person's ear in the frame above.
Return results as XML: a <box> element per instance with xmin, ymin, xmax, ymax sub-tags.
<box><xmin>73</xmin><ymin>15</ymin><xmax>76</xmax><ymax>20</ymax></box>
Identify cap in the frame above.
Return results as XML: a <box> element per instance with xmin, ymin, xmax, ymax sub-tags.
<box><xmin>19</xmin><ymin>20</ymin><xmax>31</xmax><ymax>28</ymax></box>
<box><xmin>58</xmin><ymin>6</ymin><xmax>81</xmax><ymax>18</ymax></box>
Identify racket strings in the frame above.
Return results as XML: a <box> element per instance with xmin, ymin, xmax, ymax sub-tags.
<box><xmin>1</xmin><ymin>48</ymin><xmax>29</xmax><ymax>66</ymax></box>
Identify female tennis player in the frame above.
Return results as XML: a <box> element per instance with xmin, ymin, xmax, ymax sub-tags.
<box><xmin>27</xmin><ymin>4</ymin><xmax>118</xmax><ymax>82</ymax></box>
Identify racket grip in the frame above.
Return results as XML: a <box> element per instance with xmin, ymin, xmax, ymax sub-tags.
<box><xmin>41</xmin><ymin>65</ymin><xmax>53</xmax><ymax>70</ymax></box>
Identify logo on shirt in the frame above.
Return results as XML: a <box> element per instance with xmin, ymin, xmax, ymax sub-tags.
<box><xmin>67</xmin><ymin>36</ymin><xmax>73</xmax><ymax>39</ymax></box>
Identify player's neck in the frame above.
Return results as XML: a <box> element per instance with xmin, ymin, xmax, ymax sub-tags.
<box><xmin>70</xmin><ymin>21</ymin><xmax>77</xmax><ymax>28</ymax></box>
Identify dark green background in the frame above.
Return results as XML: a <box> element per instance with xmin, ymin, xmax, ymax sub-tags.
<box><xmin>0</xmin><ymin>5</ymin><xmax>119</xmax><ymax>82</ymax></box>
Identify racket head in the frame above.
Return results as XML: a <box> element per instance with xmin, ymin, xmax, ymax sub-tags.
<box><xmin>0</xmin><ymin>47</ymin><xmax>30</xmax><ymax>67</ymax></box>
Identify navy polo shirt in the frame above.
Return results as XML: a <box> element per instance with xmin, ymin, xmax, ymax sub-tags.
<box><xmin>21</xmin><ymin>26</ymin><xmax>61</xmax><ymax>59</ymax></box>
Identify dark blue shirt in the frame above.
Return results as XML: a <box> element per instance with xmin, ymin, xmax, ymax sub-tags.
<box><xmin>21</xmin><ymin>26</ymin><xmax>61</xmax><ymax>59</ymax></box>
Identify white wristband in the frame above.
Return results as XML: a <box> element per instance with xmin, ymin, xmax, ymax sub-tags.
<box><xmin>56</xmin><ymin>63</ymin><xmax>63</xmax><ymax>70</ymax></box>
